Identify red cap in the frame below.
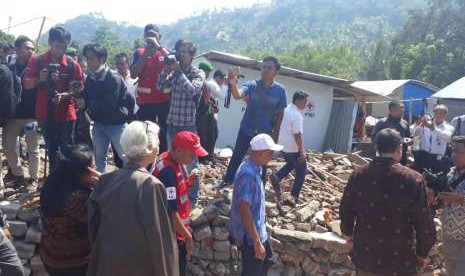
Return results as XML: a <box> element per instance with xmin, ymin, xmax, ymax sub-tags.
<box><xmin>173</xmin><ymin>131</ymin><xmax>208</xmax><ymax>157</ymax></box>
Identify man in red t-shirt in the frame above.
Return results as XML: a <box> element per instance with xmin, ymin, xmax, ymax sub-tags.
<box><xmin>130</xmin><ymin>24</ymin><xmax>170</xmax><ymax>153</ymax></box>
<box><xmin>24</xmin><ymin>26</ymin><xmax>83</xmax><ymax>170</ymax></box>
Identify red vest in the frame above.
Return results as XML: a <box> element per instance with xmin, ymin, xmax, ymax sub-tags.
<box><xmin>135</xmin><ymin>48</ymin><xmax>170</xmax><ymax>104</ymax></box>
<box><xmin>152</xmin><ymin>152</ymin><xmax>190</xmax><ymax>240</ymax></box>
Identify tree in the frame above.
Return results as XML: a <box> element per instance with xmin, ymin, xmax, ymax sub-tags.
<box><xmin>0</xmin><ymin>31</ymin><xmax>14</xmax><ymax>46</ymax></box>
<box><xmin>91</xmin><ymin>24</ymin><xmax>132</xmax><ymax>67</ymax></box>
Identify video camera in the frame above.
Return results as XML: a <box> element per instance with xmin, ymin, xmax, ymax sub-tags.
<box><xmin>423</xmin><ymin>168</ymin><xmax>449</xmax><ymax>195</ymax></box>
<box><xmin>48</xmin><ymin>63</ymin><xmax>60</xmax><ymax>86</ymax></box>
<box><xmin>164</xmin><ymin>52</ymin><xmax>180</xmax><ymax>66</ymax></box>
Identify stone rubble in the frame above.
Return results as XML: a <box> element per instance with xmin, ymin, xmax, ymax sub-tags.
<box><xmin>0</xmin><ymin>149</ymin><xmax>446</xmax><ymax>275</ymax></box>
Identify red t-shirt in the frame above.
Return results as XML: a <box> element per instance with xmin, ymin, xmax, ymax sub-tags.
<box><xmin>24</xmin><ymin>51</ymin><xmax>83</xmax><ymax>122</ymax></box>
<box><xmin>132</xmin><ymin>49</ymin><xmax>169</xmax><ymax>105</ymax></box>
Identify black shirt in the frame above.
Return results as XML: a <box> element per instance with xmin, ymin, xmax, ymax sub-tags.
<box><xmin>83</xmin><ymin>68</ymin><xmax>135</xmax><ymax>125</ymax></box>
<box><xmin>10</xmin><ymin>61</ymin><xmax>37</xmax><ymax>119</ymax></box>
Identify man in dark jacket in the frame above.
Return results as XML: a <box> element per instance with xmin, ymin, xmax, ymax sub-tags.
<box><xmin>340</xmin><ymin>128</ymin><xmax>436</xmax><ymax>276</ymax></box>
<box><xmin>2</xmin><ymin>36</ymin><xmax>39</xmax><ymax>189</ymax></box>
<box><xmin>372</xmin><ymin>100</ymin><xmax>411</xmax><ymax>165</ymax></box>
<box><xmin>78</xmin><ymin>43</ymin><xmax>135</xmax><ymax>173</ymax></box>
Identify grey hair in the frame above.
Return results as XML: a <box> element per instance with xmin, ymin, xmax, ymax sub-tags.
<box><xmin>434</xmin><ymin>104</ymin><xmax>448</xmax><ymax>114</ymax></box>
<box><xmin>120</xmin><ymin>121</ymin><xmax>160</xmax><ymax>162</ymax></box>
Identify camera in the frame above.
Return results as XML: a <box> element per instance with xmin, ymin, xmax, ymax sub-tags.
<box><xmin>164</xmin><ymin>52</ymin><xmax>180</xmax><ymax>66</ymax></box>
<box><xmin>70</xmin><ymin>81</ymin><xmax>82</xmax><ymax>96</ymax></box>
<box><xmin>423</xmin><ymin>168</ymin><xmax>449</xmax><ymax>195</ymax></box>
<box><xmin>144</xmin><ymin>38</ymin><xmax>157</xmax><ymax>49</ymax></box>
<box><xmin>48</xmin><ymin>63</ymin><xmax>60</xmax><ymax>85</ymax></box>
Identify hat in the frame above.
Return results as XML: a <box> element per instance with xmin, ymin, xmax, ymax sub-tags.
<box><xmin>199</xmin><ymin>61</ymin><xmax>214</xmax><ymax>72</ymax></box>
<box><xmin>250</xmin><ymin>134</ymin><xmax>283</xmax><ymax>151</ymax></box>
<box><xmin>173</xmin><ymin>131</ymin><xmax>208</xmax><ymax>157</ymax></box>
<box><xmin>144</xmin><ymin>24</ymin><xmax>160</xmax><ymax>35</ymax></box>
<box><xmin>213</xmin><ymin>69</ymin><xmax>226</xmax><ymax>78</ymax></box>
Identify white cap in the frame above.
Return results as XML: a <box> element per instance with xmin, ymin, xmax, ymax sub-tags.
<box><xmin>250</xmin><ymin>134</ymin><xmax>283</xmax><ymax>151</ymax></box>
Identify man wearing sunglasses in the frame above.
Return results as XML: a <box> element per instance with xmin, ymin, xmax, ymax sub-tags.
<box><xmin>218</xmin><ymin>56</ymin><xmax>287</xmax><ymax>188</ymax></box>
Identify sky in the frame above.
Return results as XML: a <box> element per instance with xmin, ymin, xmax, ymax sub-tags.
<box><xmin>1</xmin><ymin>0</ymin><xmax>270</xmax><ymax>39</ymax></box>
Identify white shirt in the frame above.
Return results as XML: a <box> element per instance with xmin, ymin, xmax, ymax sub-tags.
<box><xmin>278</xmin><ymin>104</ymin><xmax>304</xmax><ymax>153</ymax></box>
<box><xmin>412</xmin><ymin>121</ymin><xmax>454</xmax><ymax>156</ymax></box>
<box><xmin>120</xmin><ymin>73</ymin><xmax>138</xmax><ymax>114</ymax></box>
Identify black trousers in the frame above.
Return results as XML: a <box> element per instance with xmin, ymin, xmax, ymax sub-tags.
<box><xmin>0</xmin><ymin>233</ymin><xmax>24</xmax><ymax>276</ymax></box>
<box><xmin>177</xmin><ymin>240</ymin><xmax>187</xmax><ymax>276</ymax></box>
<box><xmin>137</xmin><ymin>101</ymin><xmax>170</xmax><ymax>153</ymax></box>
<box><xmin>44</xmin><ymin>263</ymin><xmax>87</xmax><ymax>276</ymax></box>
<box><xmin>196</xmin><ymin>112</ymin><xmax>218</xmax><ymax>162</ymax></box>
<box><xmin>43</xmin><ymin>121</ymin><xmax>75</xmax><ymax>172</ymax></box>
<box><xmin>241</xmin><ymin>239</ymin><xmax>272</xmax><ymax>276</ymax></box>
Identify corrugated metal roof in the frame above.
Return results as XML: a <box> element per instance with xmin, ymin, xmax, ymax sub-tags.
<box><xmin>197</xmin><ymin>51</ymin><xmax>390</xmax><ymax>101</ymax></box>
<box><xmin>351</xmin><ymin>80</ymin><xmax>439</xmax><ymax>97</ymax></box>
<box><xmin>432</xmin><ymin>77</ymin><xmax>465</xmax><ymax>99</ymax></box>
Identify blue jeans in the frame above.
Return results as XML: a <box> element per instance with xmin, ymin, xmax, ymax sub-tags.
<box><xmin>92</xmin><ymin>122</ymin><xmax>127</xmax><ymax>173</ymax></box>
<box><xmin>43</xmin><ymin>121</ymin><xmax>75</xmax><ymax>172</ymax></box>
<box><xmin>166</xmin><ymin>124</ymin><xmax>200</xmax><ymax>205</ymax></box>
<box><xmin>275</xmin><ymin>152</ymin><xmax>307</xmax><ymax>199</ymax></box>
<box><xmin>224</xmin><ymin>130</ymin><xmax>268</xmax><ymax>184</ymax></box>
<box><xmin>241</xmin><ymin>239</ymin><xmax>272</xmax><ymax>276</ymax></box>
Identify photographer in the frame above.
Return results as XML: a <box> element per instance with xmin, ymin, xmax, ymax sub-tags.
<box><xmin>157</xmin><ymin>39</ymin><xmax>205</xmax><ymax>205</ymax></box>
<box><xmin>439</xmin><ymin>136</ymin><xmax>465</xmax><ymax>276</ymax></box>
<box><xmin>218</xmin><ymin>56</ymin><xmax>287</xmax><ymax>188</ymax></box>
<box><xmin>412</xmin><ymin>104</ymin><xmax>454</xmax><ymax>174</ymax></box>
<box><xmin>2</xmin><ymin>36</ymin><xmax>40</xmax><ymax>190</ymax></box>
<box><xmin>23</xmin><ymin>26</ymin><xmax>84</xmax><ymax>171</ymax></box>
<box><xmin>78</xmin><ymin>43</ymin><xmax>135</xmax><ymax>173</ymax></box>
<box><xmin>130</xmin><ymin>24</ymin><xmax>170</xmax><ymax>153</ymax></box>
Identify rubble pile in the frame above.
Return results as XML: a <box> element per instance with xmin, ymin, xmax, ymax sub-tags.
<box><xmin>0</xmin><ymin>197</ymin><xmax>45</xmax><ymax>276</ymax></box>
<box><xmin>188</xmin><ymin>151</ymin><xmax>446</xmax><ymax>276</ymax></box>
<box><xmin>0</xmin><ymin>149</ymin><xmax>446</xmax><ymax>276</ymax></box>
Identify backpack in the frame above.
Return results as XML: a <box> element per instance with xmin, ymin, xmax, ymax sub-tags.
<box><xmin>0</xmin><ymin>64</ymin><xmax>20</xmax><ymax>118</ymax></box>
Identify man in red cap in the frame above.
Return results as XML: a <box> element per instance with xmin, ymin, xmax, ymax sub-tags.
<box><xmin>152</xmin><ymin>131</ymin><xmax>208</xmax><ymax>276</ymax></box>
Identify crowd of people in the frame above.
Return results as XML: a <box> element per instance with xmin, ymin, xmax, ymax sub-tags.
<box><xmin>1</xmin><ymin>23</ymin><xmax>465</xmax><ymax>276</ymax></box>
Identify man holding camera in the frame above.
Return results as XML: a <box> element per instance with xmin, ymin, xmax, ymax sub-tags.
<box><xmin>2</xmin><ymin>35</ymin><xmax>40</xmax><ymax>189</ymax></box>
<box><xmin>131</xmin><ymin>24</ymin><xmax>170</xmax><ymax>153</ymax></box>
<box><xmin>411</xmin><ymin>104</ymin><xmax>454</xmax><ymax>174</ymax></box>
<box><xmin>157</xmin><ymin>39</ymin><xmax>205</xmax><ymax>205</ymax></box>
<box><xmin>219</xmin><ymin>56</ymin><xmax>287</xmax><ymax>188</ymax></box>
<box><xmin>439</xmin><ymin>136</ymin><xmax>465</xmax><ymax>276</ymax></box>
<box><xmin>24</xmin><ymin>26</ymin><xmax>83</xmax><ymax>171</ymax></box>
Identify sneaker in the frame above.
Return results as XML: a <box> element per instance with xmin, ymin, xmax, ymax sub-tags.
<box><xmin>214</xmin><ymin>180</ymin><xmax>232</xmax><ymax>189</ymax></box>
<box><xmin>3</xmin><ymin>171</ymin><xmax>24</xmax><ymax>188</ymax></box>
<box><xmin>26</xmin><ymin>179</ymin><xmax>39</xmax><ymax>193</ymax></box>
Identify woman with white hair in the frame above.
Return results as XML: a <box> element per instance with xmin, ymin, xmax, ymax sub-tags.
<box><xmin>87</xmin><ymin>121</ymin><xmax>179</xmax><ymax>276</ymax></box>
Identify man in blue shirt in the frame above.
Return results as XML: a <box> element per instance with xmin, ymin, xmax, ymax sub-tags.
<box><xmin>230</xmin><ymin>133</ymin><xmax>283</xmax><ymax>276</ymax></box>
<box><xmin>219</xmin><ymin>56</ymin><xmax>287</xmax><ymax>187</ymax></box>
